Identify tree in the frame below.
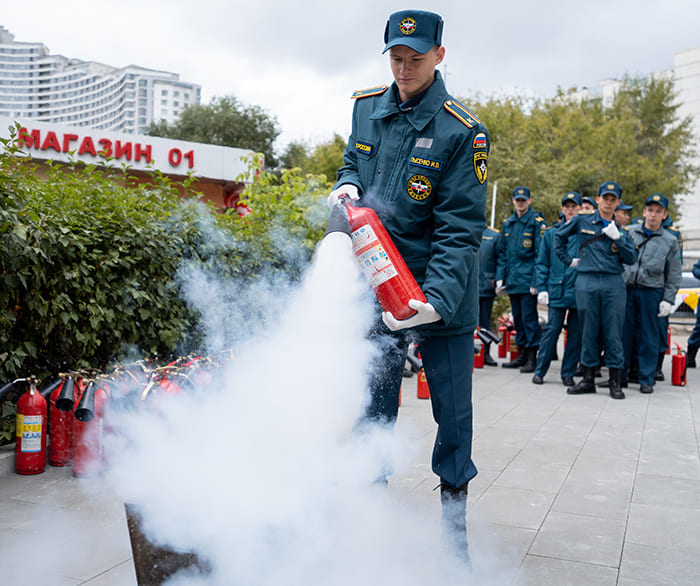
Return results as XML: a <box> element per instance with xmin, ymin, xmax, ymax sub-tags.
<box><xmin>147</xmin><ymin>95</ymin><xmax>280</xmax><ymax>168</ymax></box>
<box><xmin>279</xmin><ymin>134</ymin><xmax>346</xmax><ymax>184</ymax></box>
<box><xmin>465</xmin><ymin>77</ymin><xmax>699</xmax><ymax>226</ymax></box>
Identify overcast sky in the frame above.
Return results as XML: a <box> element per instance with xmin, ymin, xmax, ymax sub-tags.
<box><xmin>4</xmin><ymin>0</ymin><xmax>700</xmax><ymax>152</ymax></box>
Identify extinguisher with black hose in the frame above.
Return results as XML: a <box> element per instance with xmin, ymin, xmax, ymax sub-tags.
<box><xmin>49</xmin><ymin>375</ymin><xmax>78</xmax><ymax>466</ymax></box>
<box><xmin>15</xmin><ymin>377</ymin><xmax>48</xmax><ymax>475</ymax></box>
<box><xmin>325</xmin><ymin>199</ymin><xmax>427</xmax><ymax>321</ymax></box>
<box><xmin>72</xmin><ymin>379</ymin><xmax>109</xmax><ymax>478</ymax></box>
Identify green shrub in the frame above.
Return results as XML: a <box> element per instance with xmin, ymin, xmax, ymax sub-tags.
<box><xmin>0</xmin><ymin>132</ymin><xmax>330</xmax><ymax>442</ymax></box>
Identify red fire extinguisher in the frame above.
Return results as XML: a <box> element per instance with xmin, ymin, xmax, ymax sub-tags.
<box><xmin>342</xmin><ymin>199</ymin><xmax>427</xmax><ymax>321</ymax></box>
<box><xmin>509</xmin><ymin>331</ymin><xmax>519</xmax><ymax>361</ymax></box>
<box><xmin>49</xmin><ymin>375</ymin><xmax>78</xmax><ymax>467</ymax></box>
<box><xmin>672</xmin><ymin>343</ymin><xmax>687</xmax><ymax>387</ymax></box>
<box><xmin>72</xmin><ymin>380</ymin><xmax>109</xmax><ymax>478</ymax></box>
<box><xmin>497</xmin><ymin>322</ymin><xmax>508</xmax><ymax>358</ymax></box>
<box><xmin>473</xmin><ymin>331</ymin><xmax>484</xmax><ymax>368</ymax></box>
<box><xmin>15</xmin><ymin>377</ymin><xmax>47</xmax><ymax>475</ymax></box>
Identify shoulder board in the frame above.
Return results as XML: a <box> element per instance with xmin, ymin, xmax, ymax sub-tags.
<box><xmin>488</xmin><ymin>226</ymin><xmax>500</xmax><ymax>233</ymax></box>
<box><xmin>535</xmin><ymin>216</ymin><xmax>545</xmax><ymax>223</ymax></box>
<box><xmin>443</xmin><ymin>100</ymin><xmax>480</xmax><ymax>128</ymax></box>
<box><xmin>578</xmin><ymin>210</ymin><xmax>594</xmax><ymax>215</ymax></box>
<box><xmin>351</xmin><ymin>85</ymin><xmax>389</xmax><ymax>99</ymax></box>
<box><xmin>622</xmin><ymin>226</ymin><xmax>630</xmax><ymax>231</ymax></box>
<box><xmin>665</xmin><ymin>226</ymin><xmax>679</xmax><ymax>235</ymax></box>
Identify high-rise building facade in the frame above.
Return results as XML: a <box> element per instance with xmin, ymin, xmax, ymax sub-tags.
<box><xmin>0</xmin><ymin>26</ymin><xmax>200</xmax><ymax>135</ymax></box>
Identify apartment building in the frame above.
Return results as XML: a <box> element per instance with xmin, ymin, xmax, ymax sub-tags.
<box><xmin>0</xmin><ymin>26</ymin><xmax>200</xmax><ymax>135</ymax></box>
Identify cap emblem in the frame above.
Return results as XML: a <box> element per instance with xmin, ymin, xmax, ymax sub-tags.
<box><xmin>400</xmin><ymin>17</ymin><xmax>417</xmax><ymax>35</ymax></box>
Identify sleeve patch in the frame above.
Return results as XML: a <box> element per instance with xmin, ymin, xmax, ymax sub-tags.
<box><xmin>444</xmin><ymin>100</ymin><xmax>481</xmax><ymax>128</ymax></box>
<box><xmin>351</xmin><ymin>85</ymin><xmax>389</xmax><ymax>99</ymax></box>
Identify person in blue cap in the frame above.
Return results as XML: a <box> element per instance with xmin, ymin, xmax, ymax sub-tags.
<box><xmin>478</xmin><ymin>225</ymin><xmax>501</xmax><ymax>366</ymax></box>
<box><xmin>614</xmin><ymin>200</ymin><xmax>633</xmax><ymax>227</ymax></box>
<box><xmin>621</xmin><ymin>193</ymin><xmax>682</xmax><ymax>393</ymax></box>
<box><xmin>553</xmin><ymin>181</ymin><xmax>638</xmax><ymax>399</ymax></box>
<box><xmin>327</xmin><ymin>9</ymin><xmax>488</xmax><ymax>562</ymax></box>
<box><xmin>581</xmin><ymin>196</ymin><xmax>597</xmax><ymax>212</ymax></box>
<box><xmin>495</xmin><ymin>187</ymin><xmax>547</xmax><ymax>373</ymax></box>
<box><xmin>532</xmin><ymin>191</ymin><xmax>582</xmax><ymax>386</ymax></box>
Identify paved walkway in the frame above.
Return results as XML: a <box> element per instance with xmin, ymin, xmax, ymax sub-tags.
<box><xmin>1</xmin><ymin>333</ymin><xmax>699</xmax><ymax>585</ymax></box>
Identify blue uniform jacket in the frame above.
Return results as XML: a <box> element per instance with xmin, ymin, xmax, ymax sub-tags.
<box><xmin>622</xmin><ymin>223</ymin><xmax>682</xmax><ymax>304</ymax></box>
<box><xmin>478</xmin><ymin>226</ymin><xmax>500</xmax><ymax>298</ymax></box>
<box><xmin>536</xmin><ymin>222</ymin><xmax>578</xmax><ymax>308</ymax></box>
<box><xmin>495</xmin><ymin>207</ymin><xmax>546</xmax><ymax>294</ymax></box>
<box><xmin>335</xmin><ymin>72</ymin><xmax>489</xmax><ymax>335</ymax></box>
<box><xmin>553</xmin><ymin>211</ymin><xmax>638</xmax><ymax>274</ymax></box>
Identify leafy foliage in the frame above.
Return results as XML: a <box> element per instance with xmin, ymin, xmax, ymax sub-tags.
<box><xmin>0</xmin><ymin>133</ymin><xmax>328</xmax><ymax>411</ymax></box>
<box><xmin>279</xmin><ymin>133</ymin><xmax>346</xmax><ymax>183</ymax></box>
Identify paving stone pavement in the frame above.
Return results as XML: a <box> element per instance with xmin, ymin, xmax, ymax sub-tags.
<box><xmin>1</xmin><ymin>334</ymin><xmax>699</xmax><ymax>585</ymax></box>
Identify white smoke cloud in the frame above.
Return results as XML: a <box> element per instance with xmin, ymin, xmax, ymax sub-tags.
<box><xmin>103</xmin><ymin>231</ymin><xmax>476</xmax><ymax>585</ymax></box>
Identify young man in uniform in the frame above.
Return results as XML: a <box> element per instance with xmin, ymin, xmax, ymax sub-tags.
<box><xmin>553</xmin><ymin>181</ymin><xmax>638</xmax><ymax>399</ymax></box>
<box><xmin>495</xmin><ymin>187</ymin><xmax>547</xmax><ymax>373</ymax></box>
<box><xmin>621</xmin><ymin>193</ymin><xmax>682</xmax><ymax>393</ymax></box>
<box><xmin>478</xmin><ymin>225</ymin><xmax>501</xmax><ymax>365</ymax></box>
<box><xmin>614</xmin><ymin>200</ymin><xmax>633</xmax><ymax>227</ymax></box>
<box><xmin>532</xmin><ymin>191</ymin><xmax>582</xmax><ymax>386</ymax></box>
<box><xmin>327</xmin><ymin>9</ymin><xmax>488</xmax><ymax>562</ymax></box>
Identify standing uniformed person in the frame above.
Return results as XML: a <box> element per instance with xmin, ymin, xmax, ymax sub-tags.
<box><xmin>553</xmin><ymin>181</ymin><xmax>638</xmax><ymax>399</ymax></box>
<box><xmin>478</xmin><ymin>226</ymin><xmax>501</xmax><ymax>365</ymax></box>
<box><xmin>328</xmin><ymin>9</ymin><xmax>488</xmax><ymax>562</ymax></box>
<box><xmin>614</xmin><ymin>200</ymin><xmax>633</xmax><ymax>227</ymax></box>
<box><xmin>621</xmin><ymin>193</ymin><xmax>682</xmax><ymax>393</ymax></box>
<box><xmin>654</xmin><ymin>215</ymin><xmax>683</xmax><ymax>380</ymax></box>
<box><xmin>581</xmin><ymin>196</ymin><xmax>597</xmax><ymax>213</ymax></box>
<box><xmin>532</xmin><ymin>192</ymin><xmax>582</xmax><ymax>386</ymax></box>
<box><xmin>686</xmin><ymin>257</ymin><xmax>700</xmax><ymax>368</ymax></box>
<box><xmin>495</xmin><ymin>187</ymin><xmax>547</xmax><ymax>373</ymax></box>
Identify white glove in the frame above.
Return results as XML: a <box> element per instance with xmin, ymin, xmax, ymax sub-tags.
<box><xmin>327</xmin><ymin>184</ymin><xmax>359</xmax><ymax>209</ymax></box>
<box><xmin>529</xmin><ymin>287</ymin><xmax>537</xmax><ymax>296</ymax></box>
<box><xmin>602</xmin><ymin>222</ymin><xmax>620</xmax><ymax>240</ymax></box>
<box><xmin>538</xmin><ymin>291</ymin><xmax>549</xmax><ymax>306</ymax></box>
<box><xmin>495</xmin><ymin>280</ymin><xmax>506</xmax><ymax>296</ymax></box>
<box><xmin>570</xmin><ymin>258</ymin><xmax>580</xmax><ymax>268</ymax></box>
<box><xmin>382</xmin><ymin>299</ymin><xmax>441</xmax><ymax>332</ymax></box>
<box><xmin>658</xmin><ymin>301</ymin><xmax>673</xmax><ymax>317</ymax></box>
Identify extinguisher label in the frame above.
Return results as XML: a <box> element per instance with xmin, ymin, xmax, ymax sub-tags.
<box><xmin>350</xmin><ymin>225</ymin><xmax>398</xmax><ymax>288</ymax></box>
<box><xmin>17</xmin><ymin>414</ymin><xmax>42</xmax><ymax>452</ymax></box>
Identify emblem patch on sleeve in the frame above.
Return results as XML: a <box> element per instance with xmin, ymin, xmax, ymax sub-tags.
<box><xmin>474</xmin><ymin>152</ymin><xmax>487</xmax><ymax>184</ymax></box>
<box><xmin>407</xmin><ymin>175</ymin><xmax>432</xmax><ymax>200</ymax></box>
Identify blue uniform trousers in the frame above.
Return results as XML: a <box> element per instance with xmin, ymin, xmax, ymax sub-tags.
<box><xmin>575</xmin><ymin>273</ymin><xmax>626</xmax><ymax>369</ymax></box>
<box><xmin>623</xmin><ymin>287</ymin><xmax>664</xmax><ymax>385</ymax></box>
<box><xmin>534</xmin><ymin>307</ymin><xmax>581</xmax><ymax>379</ymax></box>
<box><xmin>479</xmin><ymin>296</ymin><xmax>495</xmax><ymax>331</ymax></box>
<box><xmin>362</xmin><ymin>328</ymin><xmax>477</xmax><ymax>488</ymax></box>
<box><xmin>508</xmin><ymin>293</ymin><xmax>540</xmax><ymax>349</ymax></box>
<box><xmin>689</xmin><ymin>311</ymin><xmax>700</xmax><ymax>347</ymax></box>
<box><xmin>658</xmin><ymin>315</ymin><xmax>670</xmax><ymax>354</ymax></box>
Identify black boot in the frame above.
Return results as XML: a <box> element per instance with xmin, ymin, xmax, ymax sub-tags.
<box><xmin>655</xmin><ymin>353</ymin><xmax>665</xmax><ymax>381</ymax></box>
<box><xmin>440</xmin><ymin>481</ymin><xmax>470</xmax><ymax>566</ymax></box>
<box><xmin>483</xmin><ymin>343</ymin><xmax>498</xmax><ymax>366</ymax></box>
<box><xmin>608</xmin><ymin>367</ymin><xmax>625</xmax><ymax>400</ymax></box>
<box><xmin>520</xmin><ymin>347</ymin><xmax>537</xmax><ymax>373</ymax></box>
<box><xmin>688</xmin><ymin>344</ymin><xmax>698</xmax><ymax>368</ymax></box>
<box><xmin>567</xmin><ymin>366</ymin><xmax>596</xmax><ymax>395</ymax></box>
<box><xmin>502</xmin><ymin>349</ymin><xmax>527</xmax><ymax>369</ymax></box>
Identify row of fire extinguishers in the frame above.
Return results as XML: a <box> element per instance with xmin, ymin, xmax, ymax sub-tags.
<box><xmin>0</xmin><ymin>352</ymin><xmax>230</xmax><ymax>477</ymax></box>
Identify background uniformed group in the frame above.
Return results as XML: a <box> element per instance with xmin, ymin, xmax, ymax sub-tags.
<box><xmin>479</xmin><ymin>182</ymin><xmax>687</xmax><ymax>399</ymax></box>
